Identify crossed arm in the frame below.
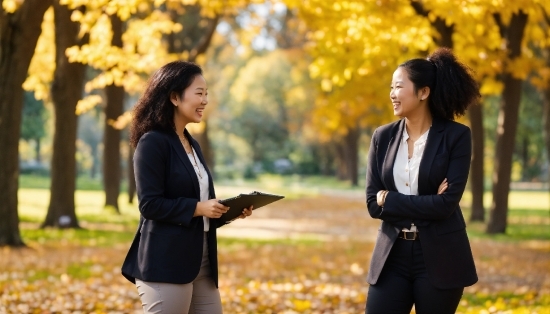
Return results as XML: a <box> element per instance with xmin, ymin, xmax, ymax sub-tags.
<box><xmin>365</xmin><ymin>127</ymin><xmax>471</xmax><ymax>228</ymax></box>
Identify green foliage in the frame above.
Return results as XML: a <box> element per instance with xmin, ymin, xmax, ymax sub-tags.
<box><xmin>515</xmin><ymin>82</ymin><xmax>547</xmax><ymax>181</ymax></box>
<box><xmin>227</xmin><ymin>51</ymin><xmax>293</xmax><ymax>163</ymax></box>
<box><xmin>18</xmin><ymin>175</ymin><xmax>51</xmax><ymax>189</ymax></box>
<box><xmin>20</xmin><ymin>92</ymin><xmax>47</xmax><ymax>142</ymax></box>
<box><xmin>209</xmin><ymin>46</ymin><xmax>320</xmax><ymax>177</ymax></box>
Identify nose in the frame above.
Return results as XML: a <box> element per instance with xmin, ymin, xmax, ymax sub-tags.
<box><xmin>390</xmin><ymin>89</ymin><xmax>395</xmax><ymax>99</ymax></box>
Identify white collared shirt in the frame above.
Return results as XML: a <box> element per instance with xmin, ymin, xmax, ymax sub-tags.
<box><xmin>393</xmin><ymin>127</ymin><xmax>430</xmax><ymax>196</ymax></box>
<box><xmin>186</xmin><ymin>148</ymin><xmax>210</xmax><ymax>232</ymax></box>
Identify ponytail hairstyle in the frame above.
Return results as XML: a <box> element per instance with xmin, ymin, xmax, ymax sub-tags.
<box><xmin>130</xmin><ymin>61</ymin><xmax>203</xmax><ymax>148</ymax></box>
<box><xmin>398</xmin><ymin>47</ymin><xmax>480</xmax><ymax>120</ymax></box>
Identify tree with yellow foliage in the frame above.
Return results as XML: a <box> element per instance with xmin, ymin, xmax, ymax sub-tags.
<box><xmin>283</xmin><ymin>0</ymin><xmax>434</xmax><ymax>185</ymax></box>
<box><xmin>41</xmin><ymin>1</ymin><xmax>88</xmax><ymax>228</ymax></box>
<box><xmin>0</xmin><ymin>0</ymin><xmax>53</xmax><ymax>245</ymax></box>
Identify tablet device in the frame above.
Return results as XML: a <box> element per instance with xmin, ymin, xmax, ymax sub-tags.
<box><xmin>219</xmin><ymin>191</ymin><xmax>284</xmax><ymax>223</ymax></box>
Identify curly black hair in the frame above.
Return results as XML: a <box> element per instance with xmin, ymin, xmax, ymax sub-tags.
<box><xmin>399</xmin><ymin>47</ymin><xmax>480</xmax><ymax>120</ymax></box>
<box><xmin>130</xmin><ymin>61</ymin><xmax>203</xmax><ymax>148</ymax></box>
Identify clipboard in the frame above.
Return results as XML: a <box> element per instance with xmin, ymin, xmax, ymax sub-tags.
<box><xmin>219</xmin><ymin>191</ymin><xmax>284</xmax><ymax>223</ymax></box>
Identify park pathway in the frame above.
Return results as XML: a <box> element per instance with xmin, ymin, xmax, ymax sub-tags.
<box><xmin>215</xmin><ymin>187</ymin><xmax>379</xmax><ymax>242</ymax></box>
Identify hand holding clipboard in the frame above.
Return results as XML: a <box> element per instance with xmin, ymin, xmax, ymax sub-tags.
<box><xmin>218</xmin><ymin>191</ymin><xmax>284</xmax><ymax>223</ymax></box>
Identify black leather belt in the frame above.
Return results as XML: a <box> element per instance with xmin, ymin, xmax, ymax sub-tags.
<box><xmin>398</xmin><ymin>230</ymin><xmax>419</xmax><ymax>240</ymax></box>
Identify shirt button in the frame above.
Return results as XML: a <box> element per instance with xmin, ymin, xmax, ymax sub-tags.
<box><xmin>405</xmin><ymin>183</ymin><xmax>409</xmax><ymax>186</ymax></box>
<box><xmin>405</xmin><ymin>169</ymin><xmax>408</xmax><ymax>172</ymax></box>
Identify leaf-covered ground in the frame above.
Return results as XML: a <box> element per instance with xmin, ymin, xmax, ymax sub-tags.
<box><xmin>1</xmin><ymin>195</ymin><xmax>549</xmax><ymax>313</ymax></box>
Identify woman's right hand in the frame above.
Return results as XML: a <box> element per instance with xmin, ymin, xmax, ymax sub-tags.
<box><xmin>438</xmin><ymin>178</ymin><xmax>448</xmax><ymax>195</ymax></box>
<box><xmin>195</xmin><ymin>199</ymin><xmax>230</xmax><ymax>218</ymax></box>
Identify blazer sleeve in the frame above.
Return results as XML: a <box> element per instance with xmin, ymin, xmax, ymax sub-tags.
<box><xmin>366</xmin><ymin>129</ymin><xmax>413</xmax><ymax>228</ymax></box>
<box><xmin>134</xmin><ymin>132</ymin><xmax>197</xmax><ymax>227</ymax></box>
<box><xmin>379</xmin><ymin>127</ymin><xmax>471</xmax><ymax>221</ymax></box>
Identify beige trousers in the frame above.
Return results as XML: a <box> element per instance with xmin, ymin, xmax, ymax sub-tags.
<box><xmin>135</xmin><ymin>233</ymin><xmax>222</xmax><ymax>314</ymax></box>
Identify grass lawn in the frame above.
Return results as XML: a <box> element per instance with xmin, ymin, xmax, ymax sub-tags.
<box><xmin>461</xmin><ymin>190</ymin><xmax>550</xmax><ymax>241</ymax></box>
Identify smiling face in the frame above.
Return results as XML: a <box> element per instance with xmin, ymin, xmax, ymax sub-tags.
<box><xmin>171</xmin><ymin>74</ymin><xmax>208</xmax><ymax>125</ymax></box>
<box><xmin>390</xmin><ymin>67</ymin><xmax>429</xmax><ymax>118</ymax></box>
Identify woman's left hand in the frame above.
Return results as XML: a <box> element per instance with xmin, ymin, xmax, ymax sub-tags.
<box><xmin>237</xmin><ymin>206</ymin><xmax>253</xmax><ymax>219</ymax></box>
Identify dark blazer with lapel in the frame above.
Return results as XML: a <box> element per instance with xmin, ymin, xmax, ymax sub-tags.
<box><xmin>366</xmin><ymin>117</ymin><xmax>477</xmax><ymax>289</ymax></box>
<box><xmin>121</xmin><ymin>129</ymin><xmax>224</xmax><ymax>287</ymax></box>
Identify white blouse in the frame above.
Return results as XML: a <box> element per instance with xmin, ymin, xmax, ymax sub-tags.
<box><xmin>393</xmin><ymin>127</ymin><xmax>430</xmax><ymax>196</ymax></box>
<box><xmin>187</xmin><ymin>148</ymin><xmax>210</xmax><ymax>232</ymax></box>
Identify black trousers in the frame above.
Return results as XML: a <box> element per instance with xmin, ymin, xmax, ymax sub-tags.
<box><xmin>365</xmin><ymin>237</ymin><xmax>463</xmax><ymax>314</ymax></box>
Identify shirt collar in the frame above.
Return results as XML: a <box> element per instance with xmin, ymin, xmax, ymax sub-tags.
<box><xmin>402</xmin><ymin>127</ymin><xmax>430</xmax><ymax>144</ymax></box>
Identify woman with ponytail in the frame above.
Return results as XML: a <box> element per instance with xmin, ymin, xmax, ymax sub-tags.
<box><xmin>364</xmin><ymin>48</ymin><xmax>479</xmax><ymax>313</ymax></box>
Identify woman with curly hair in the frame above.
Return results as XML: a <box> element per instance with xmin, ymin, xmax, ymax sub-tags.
<box><xmin>365</xmin><ymin>48</ymin><xmax>479</xmax><ymax>313</ymax></box>
<box><xmin>121</xmin><ymin>61</ymin><xmax>252</xmax><ymax>313</ymax></box>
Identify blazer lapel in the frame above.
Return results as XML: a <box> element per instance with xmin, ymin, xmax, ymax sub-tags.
<box><xmin>382</xmin><ymin>119</ymin><xmax>405</xmax><ymax>191</ymax></box>
<box><xmin>417</xmin><ymin>117</ymin><xmax>445</xmax><ymax>195</ymax></box>
<box><xmin>172</xmin><ymin>130</ymin><xmax>200</xmax><ymax>197</ymax></box>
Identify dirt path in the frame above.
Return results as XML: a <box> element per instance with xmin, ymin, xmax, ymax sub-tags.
<box><xmin>217</xmin><ymin>193</ymin><xmax>377</xmax><ymax>241</ymax></box>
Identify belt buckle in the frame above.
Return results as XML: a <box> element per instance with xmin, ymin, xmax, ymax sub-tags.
<box><xmin>402</xmin><ymin>230</ymin><xmax>417</xmax><ymax>240</ymax></box>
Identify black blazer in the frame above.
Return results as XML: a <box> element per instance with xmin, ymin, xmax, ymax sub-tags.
<box><xmin>366</xmin><ymin>117</ymin><xmax>477</xmax><ymax>289</ymax></box>
<box><xmin>121</xmin><ymin>129</ymin><xmax>224</xmax><ymax>287</ymax></box>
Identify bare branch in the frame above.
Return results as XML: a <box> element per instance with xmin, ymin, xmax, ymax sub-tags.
<box><xmin>188</xmin><ymin>14</ymin><xmax>219</xmax><ymax>62</ymax></box>
<box><xmin>492</xmin><ymin>13</ymin><xmax>506</xmax><ymax>38</ymax></box>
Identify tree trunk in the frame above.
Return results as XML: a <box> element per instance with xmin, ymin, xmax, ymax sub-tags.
<box><xmin>487</xmin><ymin>11</ymin><xmax>528</xmax><ymax>234</ymax></box>
<box><xmin>343</xmin><ymin>127</ymin><xmax>360</xmax><ymax>186</ymax></box>
<box><xmin>91</xmin><ymin>144</ymin><xmax>98</xmax><ymax>179</ymax></box>
<box><xmin>35</xmin><ymin>138</ymin><xmax>42</xmax><ymax>163</ymax></box>
<box><xmin>42</xmin><ymin>2</ymin><xmax>86</xmax><ymax>228</ymax></box>
<box><xmin>128</xmin><ymin>144</ymin><xmax>136</xmax><ymax>204</ymax></box>
<box><xmin>334</xmin><ymin>140</ymin><xmax>348</xmax><ymax>181</ymax></box>
<box><xmin>469</xmin><ymin>103</ymin><xmax>485</xmax><ymax>221</ymax></box>
<box><xmin>0</xmin><ymin>0</ymin><xmax>52</xmax><ymax>246</ymax></box>
<box><xmin>521</xmin><ymin>136</ymin><xmax>528</xmax><ymax>181</ymax></box>
<box><xmin>543</xmin><ymin>80</ymin><xmax>550</xmax><ymax>218</ymax></box>
<box><xmin>317</xmin><ymin>144</ymin><xmax>334</xmax><ymax>176</ymax></box>
<box><xmin>103</xmin><ymin>14</ymin><xmax>124</xmax><ymax>212</ymax></box>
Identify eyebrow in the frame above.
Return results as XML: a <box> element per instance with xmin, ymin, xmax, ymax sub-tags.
<box><xmin>195</xmin><ymin>87</ymin><xmax>207</xmax><ymax>91</ymax></box>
